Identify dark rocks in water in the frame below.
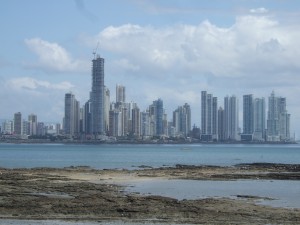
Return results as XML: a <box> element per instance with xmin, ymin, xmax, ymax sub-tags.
<box><xmin>235</xmin><ymin>163</ymin><xmax>300</xmax><ymax>172</ymax></box>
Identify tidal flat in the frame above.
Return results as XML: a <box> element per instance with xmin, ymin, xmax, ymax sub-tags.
<box><xmin>0</xmin><ymin>163</ymin><xmax>299</xmax><ymax>224</ymax></box>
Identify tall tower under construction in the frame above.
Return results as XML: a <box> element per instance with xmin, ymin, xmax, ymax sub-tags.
<box><xmin>90</xmin><ymin>55</ymin><xmax>105</xmax><ymax>135</ymax></box>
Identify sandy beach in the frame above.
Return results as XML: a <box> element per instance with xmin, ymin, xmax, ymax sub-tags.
<box><xmin>0</xmin><ymin>163</ymin><xmax>299</xmax><ymax>224</ymax></box>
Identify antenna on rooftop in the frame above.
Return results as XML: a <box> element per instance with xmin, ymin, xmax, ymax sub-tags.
<box><xmin>93</xmin><ymin>41</ymin><xmax>99</xmax><ymax>59</ymax></box>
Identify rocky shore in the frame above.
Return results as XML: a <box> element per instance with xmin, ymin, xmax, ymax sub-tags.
<box><xmin>0</xmin><ymin>163</ymin><xmax>299</xmax><ymax>224</ymax></box>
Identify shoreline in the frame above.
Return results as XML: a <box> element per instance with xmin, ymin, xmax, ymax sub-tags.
<box><xmin>0</xmin><ymin>163</ymin><xmax>299</xmax><ymax>224</ymax></box>
<box><xmin>0</xmin><ymin>139</ymin><xmax>298</xmax><ymax>145</ymax></box>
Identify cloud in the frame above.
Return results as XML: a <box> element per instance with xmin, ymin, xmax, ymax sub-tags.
<box><xmin>113</xmin><ymin>58</ymin><xmax>140</xmax><ymax>72</ymax></box>
<box><xmin>250</xmin><ymin>8</ymin><xmax>269</xmax><ymax>14</ymax></box>
<box><xmin>0</xmin><ymin>77</ymin><xmax>76</xmax><ymax>122</ymax></box>
<box><xmin>6</xmin><ymin>77</ymin><xmax>74</xmax><ymax>92</ymax></box>
<box><xmin>24</xmin><ymin>38</ymin><xmax>89</xmax><ymax>73</ymax></box>
<box><xmin>94</xmin><ymin>15</ymin><xmax>300</xmax><ymax>81</ymax></box>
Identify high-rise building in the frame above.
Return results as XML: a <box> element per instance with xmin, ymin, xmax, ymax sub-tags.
<box><xmin>277</xmin><ymin>97</ymin><xmax>290</xmax><ymax>140</ymax></box>
<box><xmin>104</xmin><ymin>87</ymin><xmax>110</xmax><ymax>133</ymax></box>
<box><xmin>201</xmin><ymin>91</ymin><xmax>208</xmax><ymax>135</ymax></box>
<box><xmin>212</xmin><ymin>97</ymin><xmax>218</xmax><ymax>140</ymax></box>
<box><xmin>116</xmin><ymin>84</ymin><xmax>126</xmax><ymax>103</ymax></box>
<box><xmin>224</xmin><ymin>95</ymin><xmax>239</xmax><ymax>140</ymax></box>
<box><xmin>22</xmin><ymin>120</ymin><xmax>29</xmax><ymax>135</ymax></box>
<box><xmin>218</xmin><ymin>107</ymin><xmax>225</xmax><ymax>141</ymax></box>
<box><xmin>148</xmin><ymin>99</ymin><xmax>164</xmax><ymax>136</ymax></box>
<box><xmin>243</xmin><ymin>94</ymin><xmax>254</xmax><ymax>135</ymax></box>
<box><xmin>131</xmin><ymin>107</ymin><xmax>141</xmax><ymax>137</ymax></box>
<box><xmin>14</xmin><ymin>112</ymin><xmax>22</xmax><ymax>135</ymax></box>
<box><xmin>84</xmin><ymin>100</ymin><xmax>92</xmax><ymax>135</ymax></box>
<box><xmin>267</xmin><ymin>91</ymin><xmax>290</xmax><ymax>141</ymax></box>
<box><xmin>90</xmin><ymin>55</ymin><xmax>105</xmax><ymax>135</ymax></box>
<box><xmin>109</xmin><ymin>109</ymin><xmax>122</xmax><ymax>137</ymax></box>
<box><xmin>64</xmin><ymin>93</ymin><xmax>80</xmax><ymax>137</ymax></box>
<box><xmin>2</xmin><ymin>120</ymin><xmax>13</xmax><ymax>134</ymax></box>
<box><xmin>28</xmin><ymin>114</ymin><xmax>37</xmax><ymax>136</ymax></box>
<box><xmin>253</xmin><ymin>98</ymin><xmax>266</xmax><ymax>141</ymax></box>
<box><xmin>79</xmin><ymin>107</ymin><xmax>85</xmax><ymax>134</ymax></box>
<box><xmin>153</xmin><ymin>99</ymin><xmax>164</xmax><ymax>136</ymax></box>
<box><xmin>172</xmin><ymin>103</ymin><xmax>191</xmax><ymax>137</ymax></box>
<box><xmin>140</xmin><ymin>110</ymin><xmax>150</xmax><ymax>137</ymax></box>
<box><xmin>37</xmin><ymin>122</ymin><xmax>46</xmax><ymax>136</ymax></box>
<box><xmin>267</xmin><ymin>91</ymin><xmax>279</xmax><ymax>140</ymax></box>
<box><xmin>201</xmin><ymin>91</ymin><xmax>218</xmax><ymax>141</ymax></box>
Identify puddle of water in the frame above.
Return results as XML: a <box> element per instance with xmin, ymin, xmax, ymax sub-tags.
<box><xmin>125</xmin><ymin>179</ymin><xmax>300</xmax><ymax>208</ymax></box>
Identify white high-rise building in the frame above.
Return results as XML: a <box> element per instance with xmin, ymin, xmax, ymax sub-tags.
<box><xmin>224</xmin><ymin>95</ymin><xmax>239</xmax><ymax>141</ymax></box>
<box><xmin>28</xmin><ymin>114</ymin><xmax>37</xmax><ymax>136</ymax></box>
<box><xmin>2</xmin><ymin>120</ymin><xmax>13</xmax><ymax>134</ymax></box>
<box><xmin>201</xmin><ymin>91</ymin><xmax>218</xmax><ymax>141</ymax></box>
<box><xmin>104</xmin><ymin>87</ymin><xmax>110</xmax><ymax>133</ymax></box>
<box><xmin>267</xmin><ymin>91</ymin><xmax>290</xmax><ymax>141</ymax></box>
<box><xmin>64</xmin><ymin>93</ymin><xmax>80</xmax><ymax>137</ymax></box>
<box><xmin>173</xmin><ymin>103</ymin><xmax>191</xmax><ymax>137</ymax></box>
<box><xmin>140</xmin><ymin>111</ymin><xmax>151</xmax><ymax>137</ymax></box>
<box><xmin>116</xmin><ymin>84</ymin><xmax>126</xmax><ymax>103</ymax></box>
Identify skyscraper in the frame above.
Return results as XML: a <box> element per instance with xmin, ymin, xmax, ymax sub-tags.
<box><xmin>131</xmin><ymin>107</ymin><xmax>141</xmax><ymax>137</ymax></box>
<box><xmin>172</xmin><ymin>103</ymin><xmax>191</xmax><ymax>137</ymax></box>
<box><xmin>267</xmin><ymin>91</ymin><xmax>290</xmax><ymax>141</ymax></box>
<box><xmin>243</xmin><ymin>94</ymin><xmax>254</xmax><ymax>135</ymax></box>
<box><xmin>155</xmin><ymin>99</ymin><xmax>164</xmax><ymax>136</ymax></box>
<box><xmin>201</xmin><ymin>91</ymin><xmax>218</xmax><ymax>141</ymax></box>
<box><xmin>104</xmin><ymin>87</ymin><xmax>110</xmax><ymax>133</ymax></box>
<box><xmin>224</xmin><ymin>95</ymin><xmax>239</xmax><ymax>140</ymax></box>
<box><xmin>267</xmin><ymin>91</ymin><xmax>279</xmax><ymax>140</ymax></box>
<box><xmin>253</xmin><ymin>97</ymin><xmax>265</xmax><ymax>141</ymax></box>
<box><xmin>212</xmin><ymin>97</ymin><xmax>218</xmax><ymax>140</ymax></box>
<box><xmin>84</xmin><ymin>100</ymin><xmax>92</xmax><ymax>135</ymax></box>
<box><xmin>2</xmin><ymin>120</ymin><xmax>13</xmax><ymax>134</ymax></box>
<box><xmin>90</xmin><ymin>55</ymin><xmax>105</xmax><ymax>135</ymax></box>
<box><xmin>28</xmin><ymin>114</ymin><xmax>37</xmax><ymax>136</ymax></box>
<box><xmin>116</xmin><ymin>84</ymin><xmax>126</xmax><ymax>103</ymax></box>
<box><xmin>218</xmin><ymin>107</ymin><xmax>225</xmax><ymax>141</ymax></box>
<box><xmin>149</xmin><ymin>99</ymin><xmax>164</xmax><ymax>136</ymax></box>
<box><xmin>14</xmin><ymin>112</ymin><xmax>22</xmax><ymax>135</ymax></box>
<box><xmin>109</xmin><ymin>109</ymin><xmax>122</xmax><ymax>137</ymax></box>
<box><xmin>64</xmin><ymin>93</ymin><xmax>80</xmax><ymax>137</ymax></box>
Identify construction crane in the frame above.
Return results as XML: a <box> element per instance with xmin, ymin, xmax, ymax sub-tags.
<box><xmin>93</xmin><ymin>41</ymin><xmax>99</xmax><ymax>59</ymax></box>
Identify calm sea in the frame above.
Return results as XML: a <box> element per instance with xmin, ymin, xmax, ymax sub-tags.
<box><xmin>0</xmin><ymin>143</ymin><xmax>299</xmax><ymax>169</ymax></box>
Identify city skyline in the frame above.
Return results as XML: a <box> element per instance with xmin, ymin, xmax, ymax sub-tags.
<box><xmin>1</xmin><ymin>82</ymin><xmax>292</xmax><ymax>142</ymax></box>
<box><xmin>1</xmin><ymin>1</ymin><xmax>300</xmax><ymax>138</ymax></box>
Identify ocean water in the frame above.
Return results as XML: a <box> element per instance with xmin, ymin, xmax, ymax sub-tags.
<box><xmin>0</xmin><ymin>143</ymin><xmax>299</xmax><ymax>225</ymax></box>
<box><xmin>0</xmin><ymin>143</ymin><xmax>299</xmax><ymax>169</ymax></box>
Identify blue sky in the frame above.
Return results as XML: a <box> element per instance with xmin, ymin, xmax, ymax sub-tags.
<box><xmin>1</xmin><ymin>0</ymin><xmax>300</xmax><ymax>137</ymax></box>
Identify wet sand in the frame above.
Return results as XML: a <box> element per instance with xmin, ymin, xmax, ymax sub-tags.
<box><xmin>0</xmin><ymin>163</ymin><xmax>299</xmax><ymax>224</ymax></box>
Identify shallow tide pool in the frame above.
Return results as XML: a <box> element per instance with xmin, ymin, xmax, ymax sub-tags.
<box><xmin>125</xmin><ymin>179</ymin><xmax>300</xmax><ymax>208</ymax></box>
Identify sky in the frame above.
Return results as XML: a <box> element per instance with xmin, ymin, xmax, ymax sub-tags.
<box><xmin>1</xmin><ymin>0</ymin><xmax>300</xmax><ymax>137</ymax></box>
